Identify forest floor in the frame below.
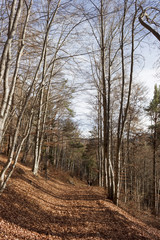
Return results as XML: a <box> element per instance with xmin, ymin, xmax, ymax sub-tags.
<box><xmin>0</xmin><ymin>155</ymin><xmax>160</xmax><ymax>240</ymax></box>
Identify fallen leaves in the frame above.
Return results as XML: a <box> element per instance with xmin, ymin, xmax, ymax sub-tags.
<box><xmin>0</xmin><ymin>157</ymin><xmax>160</xmax><ymax>239</ymax></box>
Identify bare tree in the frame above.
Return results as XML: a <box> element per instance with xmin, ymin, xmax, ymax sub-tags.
<box><xmin>32</xmin><ymin>0</ymin><xmax>61</xmax><ymax>175</ymax></box>
<box><xmin>0</xmin><ymin>0</ymin><xmax>32</xmax><ymax>144</ymax></box>
<box><xmin>139</xmin><ymin>5</ymin><xmax>160</xmax><ymax>41</ymax></box>
<box><xmin>0</xmin><ymin>0</ymin><xmax>62</xmax><ymax>190</ymax></box>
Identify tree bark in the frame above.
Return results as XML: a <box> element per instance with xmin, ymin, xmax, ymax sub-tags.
<box><xmin>0</xmin><ymin>0</ymin><xmax>32</xmax><ymax>144</ymax></box>
<box><xmin>114</xmin><ymin>0</ymin><xmax>137</xmax><ymax>205</ymax></box>
<box><xmin>139</xmin><ymin>9</ymin><xmax>160</xmax><ymax>42</ymax></box>
<box><xmin>100</xmin><ymin>0</ymin><xmax>107</xmax><ymax>192</ymax></box>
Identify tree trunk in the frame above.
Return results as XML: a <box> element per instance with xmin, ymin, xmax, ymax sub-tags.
<box><xmin>100</xmin><ymin>0</ymin><xmax>108</xmax><ymax>194</ymax></box>
<box><xmin>152</xmin><ymin>116</ymin><xmax>157</xmax><ymax>215</ymax></box>
<box><xmin>0</xmin><ymin>111</ymin><xmax>33</xmax><ymax>192</ymax></box>
<box><xmin>0</xmin><ymin>0</ymin><xmax>32</xmax><ymax>144</ymax></box>
<box><xmin>114</xmin><ymin>0</ymin><xmax>137</xmax><ymax>205</ymax></box>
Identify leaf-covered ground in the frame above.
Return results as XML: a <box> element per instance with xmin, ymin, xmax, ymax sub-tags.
<box><xmin>0</xmin><ymin>156</ymin><xmax>160</xmax><ymax>240</ymax></box>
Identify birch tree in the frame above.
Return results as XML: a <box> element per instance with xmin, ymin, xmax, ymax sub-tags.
<box><xmin>84</xmin><ymin>0</ymin><xmax>119</xmax><ymax>200</ymax></box>
<box><xmin>32</xmin><ymin>0</ymin><xmax>86</xmax><ymax>175</ymax></box>
<box><xmin>32</xmin><ymin>0</ymin><xmax>61</xmax><ymax>175</ymax></box>
<box><xmin>85</xmin><ymin>0</ymin><xmax>144</xmax><ymax>205</ymax></box>
<box><xmin>113</xmin><ymin>0</ymin><xmax>139</xmax><ymax>205</ymax></box>
<box><xmin>0</xmin><ymin>0</ymin><xmax>62</xmax><ymax>191</ymax></box>
<box><xmin>0</xmin><ymin>0</ymin><xmax>32</xmax><ymax>144</ymax></box>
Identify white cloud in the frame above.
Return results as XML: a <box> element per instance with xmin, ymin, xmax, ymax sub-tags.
<box><xmin>139</xmin><ymin>68</ymin><xmax>159</xmax><ymax>100</ymax></box>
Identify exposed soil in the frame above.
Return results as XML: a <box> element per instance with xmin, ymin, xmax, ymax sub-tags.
<box><xmin>0</xmin><ymin>156</ymin><xmax>160</xmax><ymax>240</ymax></box>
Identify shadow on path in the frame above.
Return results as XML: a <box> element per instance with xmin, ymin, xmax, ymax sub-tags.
<box><xmin>0</xmin><ymin>175</ymin><xmax>159</xmax><ymax>240</ymax></box>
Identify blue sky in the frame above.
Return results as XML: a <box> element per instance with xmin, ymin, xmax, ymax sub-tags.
<box><xmin>73</xmin><ymin>40</ymin><xmax>160</xmax><ymax>136</ymax></box>
<box><xmin>138</xmin><ymin>39</ymin><xmax>159</xmax><ymax>101</ymax></box>
<box><xmin>69</xmin><ymin>0</ymin><xmax>160</xmax><ymax>136</ymax></box>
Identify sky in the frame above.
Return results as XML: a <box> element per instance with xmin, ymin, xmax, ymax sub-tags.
<box><xmin>138</xmin><ymin>39</ymin><xmax>159</xmax><ymax>100</ymax></box>
<box><xmin>68</xmin><ymin>6</ymin><xmax>160</xmax><ymax>137</ymax></box>
<box><xmin>137</xmin><ymin>42</ymin><xmax>159</xmax><ymax>130</ymax></box>
<box><xmin>72</xmin><ymin>40</ymin><xmax>160</xmax><ymax>137</ymax></box>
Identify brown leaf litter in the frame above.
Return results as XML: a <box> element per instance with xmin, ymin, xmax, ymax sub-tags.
<box><xmin>0</xmin><ymin>156</ymin><xmax>160</xmax><ymax>240</ymax></box>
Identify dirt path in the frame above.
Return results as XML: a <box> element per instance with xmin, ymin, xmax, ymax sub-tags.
<box><xmin>0</xmin><ymin>161</ymin><xmax>160</xmax><ymax>239</ymax></box>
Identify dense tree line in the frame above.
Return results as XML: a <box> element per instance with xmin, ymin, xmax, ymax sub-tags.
<box><xmin>0</xmin><ymin>0</ymin><xmax>159</xmax><ymax>216</ymax></box>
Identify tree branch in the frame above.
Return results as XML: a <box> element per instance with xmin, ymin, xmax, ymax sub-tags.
<box><xmin>139</xmin><ymin>8</ymin><xmax>160</xmax><ymax>41</ymax></box>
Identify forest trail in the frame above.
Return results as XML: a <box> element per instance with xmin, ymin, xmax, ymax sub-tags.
<box><xmin>0</xmin><ymin>156</ymin><xmax>160</xmax><ymax>240</ymax></box>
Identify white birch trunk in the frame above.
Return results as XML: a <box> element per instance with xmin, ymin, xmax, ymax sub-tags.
<box><xmin>32</xmin><ymin>0</ymin><xmax>61</xmax><ymax>174</ymax></box>
<box><xmin>0</xmin><ymin>0</ymin><xmax>32</xmax><ymax>144</ymax></box>
<box><xmin>0</xmin><ymin>0</ymin><xmax>23</xmax><ymax>85</ymax></box>
<box><xmin>0</xmin><ymin>111</ymin><xmax>33</xmax><ymax>192</ymax></box>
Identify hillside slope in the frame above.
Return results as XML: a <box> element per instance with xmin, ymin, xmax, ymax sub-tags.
<box><xmin>0</xmin><ymin>156</ymin><xmax>160</xmax><ymax>240</ymax></box>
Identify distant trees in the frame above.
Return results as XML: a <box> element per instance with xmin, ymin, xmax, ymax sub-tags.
<box><xmin>39</xmin><ymin>116</ymin><xmax>85</xmax><ymax>179</ymax></box>
<box><xmin>146</xmin><ymin>84</ymin><xmax>160</xmax><ymax>215</ymax></box>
